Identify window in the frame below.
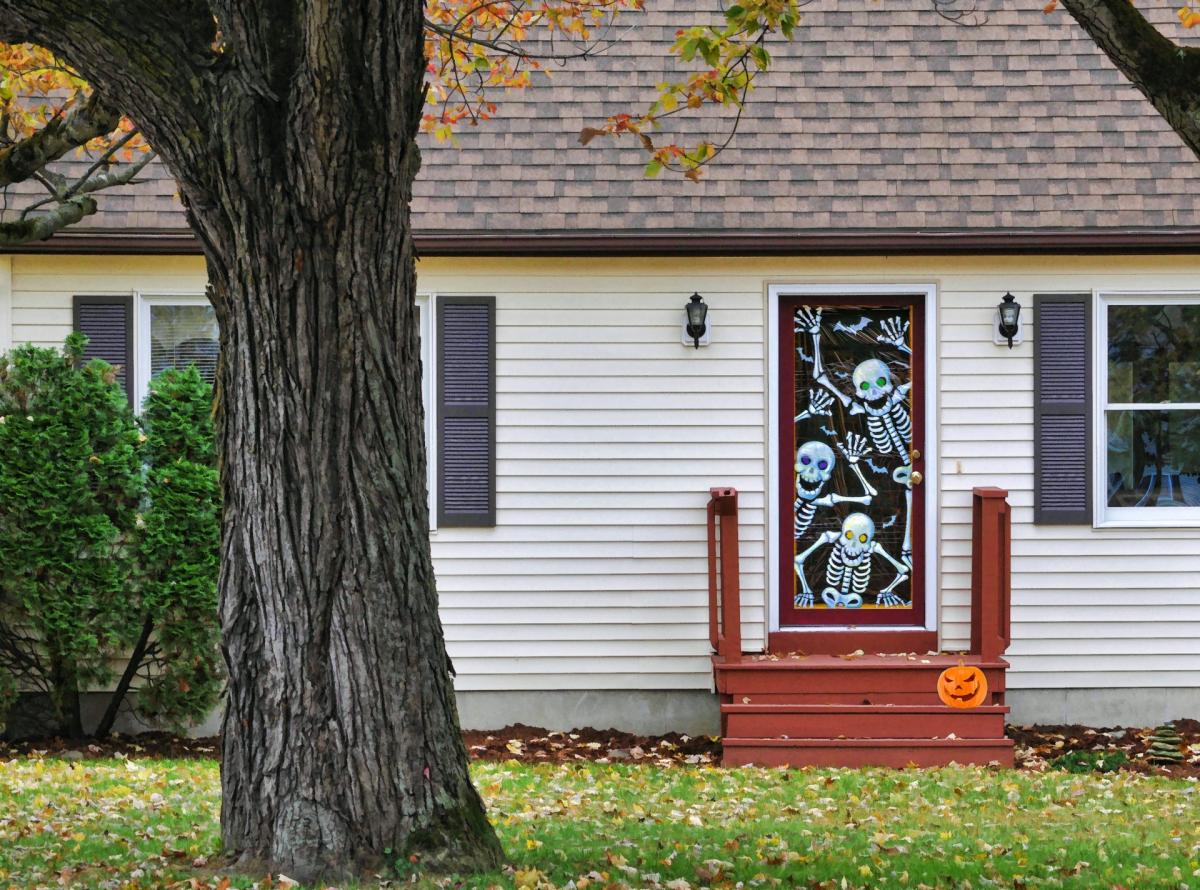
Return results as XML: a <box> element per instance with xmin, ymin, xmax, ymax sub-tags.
<box><xmin>416</xmin><ymin>295</ymin><xmax>436</xmax><ymax>529</ymax></box>
<box><xmin>1098</xmin><ymin>294</ymin><xmax>1200</xmax><ymax>524</ymax></box>
<box><xmin>136</xmin><ymin>295</ymin><xmax>218</xmax><ymax>401</ymax></box>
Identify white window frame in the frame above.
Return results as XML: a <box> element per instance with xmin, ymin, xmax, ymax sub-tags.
<box><xmin>1093</xmin><ymin>290</ymin><xmax>1200</xmax><ymax>528</ymax></box>
<box><xmin>134</xmin><ymin>291</ymin><xmax>213</xmax><ymax>407</ymax></box>
<box><xmin>416</xmin><ymin>294</ymin><xmax>437</xmax><ymax>532</ymax></box>
<box><xmin>135</xmin><ymin>291</ymin><xmax>439</xmax><ymax>529</ymax></box>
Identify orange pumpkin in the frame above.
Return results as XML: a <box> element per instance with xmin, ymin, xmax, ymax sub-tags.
<box><xmin>937</xmin><ymin>664</ymin><xmax>988</xmax><ymax>709</ymax></box>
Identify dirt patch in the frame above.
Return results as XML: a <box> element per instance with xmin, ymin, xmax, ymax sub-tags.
<box><xmin>0</xmin><ymin>730</ymin><xmax>220</xmax><ymax>761</ymax></box>
<box><xmin>1009</xmin><ymin>719</ymin><xmax>1200</xmax><ymax>778</ymax></box>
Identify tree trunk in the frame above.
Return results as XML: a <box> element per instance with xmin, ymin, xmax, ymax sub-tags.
<box><xmin>0</xmin><ymin>2</ymin><xmax>504</xmax><ymax>882</ymax></box>
<box><xmin>199</xmin><ymin>78</ymin><xmax>503</xmax><ymax>890</ymax></box>
<box><xmin>207</xmin><ymin>152</ymin><xmax>503</xmax><ymax>881</ymax></box>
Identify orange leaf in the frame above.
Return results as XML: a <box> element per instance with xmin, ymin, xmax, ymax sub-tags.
<box><xmin>1042</xmin><ymin>0</ymin><xmax>1058</xmax><ymax>12</ymax></box>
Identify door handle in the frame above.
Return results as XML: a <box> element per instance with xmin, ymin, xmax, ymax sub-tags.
<box><xmin>910</xmin><ymin>470</ymin><xmax>924</xmax><ymax>486</ymax></box>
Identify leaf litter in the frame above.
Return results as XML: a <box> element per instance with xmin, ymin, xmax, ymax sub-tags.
<box><xmin>1</xmin><ymin>721</ymin><xmax>1198</xmax><ymax>889</ymax></box>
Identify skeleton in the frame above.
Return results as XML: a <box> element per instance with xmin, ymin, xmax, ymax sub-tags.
<box><xmin>792</xmin><ymin>433</ymin><xmax>877</xmax><ymax>538</ymax></box>
<box><xmin>793</xmin><ymin>512</ymin><xmax>910</xmax><ymax>609</ymax></box>
<box><xmin>893</xmin><ymin>465</ymin><xmax>914</xmax><ymax>567</ymax></box>
<box><xmin>795</xmin><ymin>307</ymin><xmax>913</xmax><ymax>456</ymax></box>
<box><xmin>876</xmin><ymin>316</ymin><xmax>911</xmax><ymax>354</ymax></box>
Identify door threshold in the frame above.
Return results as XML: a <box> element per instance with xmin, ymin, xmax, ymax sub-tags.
<box><xmin>769</xmin><ymin>629</ymin><xmax>938</xmax><ymax>656</ymax></box>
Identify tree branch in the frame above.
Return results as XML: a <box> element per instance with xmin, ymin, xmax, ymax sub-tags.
<box><xmin>0</xmin><ymin>148</ymin><xmax>155</xmax><ymax>246</ymax></box>
<box><xmin>0</xmin><ymin>0</ymin><xmax>219</xmax><ymax>177</ymax></box>
<box><xmin>1060</xmin><ymin>0</ymin><xmax>1200</xmax><ymax>159</ymax></box>
<box><xmin>0</xmin><ymin>91</ymin><xmax>120</xmax><ymax>187</ymax></box>
<box><xmin>0</xmin><ymin>194</ymin><xmax>96</xmax><ymax>245</ymax></box>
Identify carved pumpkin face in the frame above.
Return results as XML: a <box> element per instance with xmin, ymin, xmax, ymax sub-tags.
<box><xmin>937</xmin><ymin>665</ymin><xmax>988</xmax><ymax>709</ymax></box>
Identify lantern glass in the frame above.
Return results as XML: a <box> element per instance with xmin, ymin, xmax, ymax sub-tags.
<box><xmin>686</xmin><ymin>294</ymin><xmax>707</xmax><ymax>329</ymax></box>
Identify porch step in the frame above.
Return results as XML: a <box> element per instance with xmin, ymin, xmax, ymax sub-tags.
<box><xmin>721</xmin><ymin>703</ymin><xmax>1009</xmax><ymax>739</ymax></box>
<box><xmin>714</xmin><ymin>654</ymin><xmax>1008</xmax><ymax>706</ymax></box>
<box><xmin>713</xmin><ymin>654</ymin><xmax>1013</xmax><ymax>768</ymax></box>
<box><xmin>722</xmin><ymin>737</ymin><xmax>1015</xmax><ymax>768</ymax></box>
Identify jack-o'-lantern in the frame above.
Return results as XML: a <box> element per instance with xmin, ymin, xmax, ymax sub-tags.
<box><xmin>937</xmin><ymin>664</ymin><xmax>988</xmax><ymax>709</ymax></box>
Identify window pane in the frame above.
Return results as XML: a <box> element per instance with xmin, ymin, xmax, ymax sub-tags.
<box><xmin>1106</xmin><ymin>409</ymin><xmax>1200</xmax><ymax>508</ymax></box>
<box><xmin>1107</xmin><ymin>304</ymin><xmax>1200</xmax><ymax>404</ymax></box>
<box><xmin>150</xmin><ymin>303</ymin><xmax>219</xmax><ymax>384</ymax></box>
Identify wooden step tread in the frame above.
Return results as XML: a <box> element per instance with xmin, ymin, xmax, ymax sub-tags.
<box><xmin>724</xmin><ymin>737</ymin><xmax>1012</xmax><ymax>748</ymax></box>
<box><xmin>721</xmin><ymin>703</ymin><xmax>1009</xmax><ymax>714</ymax></box>
<box><xmin>715</xmin><ymin>654</ymin><xmax>1010</xmax><ymax>671</ymax></box>
<box><xmin>722</xmin><ymin>737</ymin><xmax>1015</xmax><ymax>768</ymax></box>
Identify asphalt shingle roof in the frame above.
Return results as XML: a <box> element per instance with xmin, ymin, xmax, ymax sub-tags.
<box><xmin>6</xmin><ymin>0</ymin><xmax>1199</xmax><ymax>239</ymax></box>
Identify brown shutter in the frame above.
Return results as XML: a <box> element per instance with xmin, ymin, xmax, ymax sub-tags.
<box><xmin>1033</xmin><ymin>293</ymin><xmax>1092</xmax><ymax>524</ymax></box>
<box><xmin>437</xmin><ymin>296</ymin><xmax>495</xmax><ymax>527</ymax></box>
<box><xmin>73</xmin><ymin>295</ymin><xmax>133</xmax><ymax>407</ymax></box>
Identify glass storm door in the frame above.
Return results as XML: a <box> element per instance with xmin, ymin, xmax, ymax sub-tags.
<box><xmin>778</xmin><ymin>295</ymin><xmax>926</xmax><ymax>627</ymax></box>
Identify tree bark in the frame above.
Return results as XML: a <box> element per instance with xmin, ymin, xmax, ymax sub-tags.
<box><xmin>209</xmin><ymin>160</ymin><xmax>501</xmax><ymax>882</ymax></box>
<box><xmin>1060</xmin><ymin>0</ymin><xmax>1200</xmax><ymax>160</ymax></box>
<box><xmin>1</xmin><ymin>1</ymin><xmax>504</xmax><ymax>883</ymax></box>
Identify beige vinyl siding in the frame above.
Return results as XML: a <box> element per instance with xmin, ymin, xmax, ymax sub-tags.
<box><xmin>6</xmin><ymin>252</ymin><xmax>1200</xmax><ymax>698</ymax></box>
<box><xmin>9</xmin><ymin>255</ymin><xmax>208</xmax><ymax>349</ymax></box>
<box><xmin>934</xmin><ymin>260</ymin><xmax>1200</xmax><ymax>693</ymax></box>
<box><xmin>424</xmin><ymin>267</ymin><xmax>768</xmax><ymax>691</ymax></box>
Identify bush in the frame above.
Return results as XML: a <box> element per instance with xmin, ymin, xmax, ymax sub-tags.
<box><xmin>0</xmin><ymin>336</ymin><xmax>222</xmax><ymax>737</ymax></box>
<box><xmin>0</xmin><ymin>333</ymin><xmax>142</xmax><ymax>736</ymax></box>
<box><xmin>131</xmin><ymin>366</ymin><xmax>222</xmax><ymax>727</ymax></box>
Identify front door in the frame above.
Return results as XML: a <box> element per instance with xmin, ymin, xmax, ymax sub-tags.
<box><xmin>778</xmin><ymin>294</ymin><xmax>926</xmax><ymax>627</ymax></box>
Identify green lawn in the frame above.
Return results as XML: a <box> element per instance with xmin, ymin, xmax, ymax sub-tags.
<box><xmin>1</xmin><ymin>756</ymin><xmax>1197</xmax><ymax>889</ymax></box>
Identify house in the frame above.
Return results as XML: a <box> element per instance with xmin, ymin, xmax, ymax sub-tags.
<box><xmin>2</xmin><ymin>0</ymin><xmax>1198</xmax><ymax>762</ymax></box>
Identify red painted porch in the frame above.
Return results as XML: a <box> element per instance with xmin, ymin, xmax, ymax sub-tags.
<box><xmin>708</xmin><ymin>486</ymin><xmax>1014</xmax><ymax>768</ymax></box>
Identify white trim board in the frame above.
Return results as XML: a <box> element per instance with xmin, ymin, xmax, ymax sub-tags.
<box><xmin>1092</xmin><ymin>289</ymin><xmax>1200</xmax><ymax>528</ymax></box>
<box><xmin>766</xmin><ymin>283</ymin><xmax>939</xmax><ymax>636</ymax></box>
<box><xmin>133</xmin><ymin>290</ymin><xmax>210</xmax><ymax>406</ymax></box>
<box><xmin>0</xmin><ymin>257</ymin><xmax>12</xmax><ymax>352</ymax></box>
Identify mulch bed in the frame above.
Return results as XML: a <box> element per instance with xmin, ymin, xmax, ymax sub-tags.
<box><xmin>1009</xmin><ymin>718</ymin><xmax>1200</xmax><ymax>778</ymax></box>
<box><xmin>3</xmin><ymin>720</ymin><xmax>1196</xmax><ymax>776</ymax></box>
<box><xmin>463</xmin><ymin>723</ymin><xmax>721</xmax><ymax>765</ymax></box>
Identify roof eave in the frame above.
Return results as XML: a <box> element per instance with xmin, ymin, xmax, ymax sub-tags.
<box><xmin>7</xmin><ymin>226</ymin><xmax>1200</xmax><ymax>256</ymax></box>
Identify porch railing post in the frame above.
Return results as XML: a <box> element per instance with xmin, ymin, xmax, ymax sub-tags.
<box><xmin>706</xmin><ymin>487</ymin><xmax>741</xmax><ymax>663</ymax></box>
<box><xmin>971</xmin><ymin>486</ymin><xmax>1011</xmax><ymax>661</ymax></box>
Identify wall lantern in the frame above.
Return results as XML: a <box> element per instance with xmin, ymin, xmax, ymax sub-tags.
<box><xmin>683</xmin><ymin>292</ymin><xmax>710</xmax><ymax>348</ymax></box>
<box><xmin>994</xmin><ymin>292</ymin><xmax>1023</xmax><ymax>348</ymax></box>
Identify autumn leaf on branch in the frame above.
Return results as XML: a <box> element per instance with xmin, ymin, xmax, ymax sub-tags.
<box><xmin>0</xmin><ymin>43</ymin><xmax>155</xmax><ymax>247</ymax></box>
<box><xmin>423</xmin><ymin>0</ymin><xmax>647</xmax><ymax>139</ymax></box>
<box><xmin>594</xmin><ymin>0</ymin><xmax>801</xmax><ymax>179</ymax></box>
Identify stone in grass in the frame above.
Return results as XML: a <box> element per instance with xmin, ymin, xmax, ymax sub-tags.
<box><xmin>1146</xmin><ymin>724</ymin><xmax>1185</xmax><ymax>764</ymax></box>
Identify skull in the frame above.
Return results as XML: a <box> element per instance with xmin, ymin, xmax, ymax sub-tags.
<box><xmin>795</xmin><ymin>441</ymin><xmax>836</xmax><ymax>501</ymax></box>
<box><xmin>852</xmin><ymin>358</ymin><xmax>894</xmax><ymax>416</ymax></box>
<box><xmin>838</xmin><ymin>512</ymin><xmax>875</xmax><ymax>563</ymax></box>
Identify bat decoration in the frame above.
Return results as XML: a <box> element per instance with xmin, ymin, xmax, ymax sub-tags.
<box><xmin>819</xmin><ymin>425</ymin><xmax>838</xmax><ymax>438</ymax></box>
<box><xmin>832</xmin><ymin>316</ymin><xmax>872</xmax><ymax>335</ymax></box>
<box><xmin>797</xmin><ymin>347</ymin><xmax>814</xmax><ymax>364</ymax></box>
<box><xmin>881</xmin><ymin>513</ymin><xmax>898</xmax><ymax>529</ymax></box>
<box><xmin>865</xmin><ymin>458</ymin><xmax>889</xmax><ymax>475</ymax></box>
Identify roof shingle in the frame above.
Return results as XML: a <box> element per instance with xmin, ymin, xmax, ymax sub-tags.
<box><xmin>5</xmin><ymin>0</ymin><xmax>1199</xmax><ymax>239</ymax></box>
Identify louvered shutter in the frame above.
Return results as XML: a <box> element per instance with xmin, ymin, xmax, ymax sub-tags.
<box><xmin>437</xmin><ymin>297</ymin><xmax>495</xmax><ymax>527</ymax></box>
<box><xmin>73</xmin><ymin>295</ymin><xmax>133</xmax><ymax>406</ymax></box>
<box><xmin>1033</xmin><ymin>293</ymin><xmax>1092</xmax><ymax>524</ymax></box>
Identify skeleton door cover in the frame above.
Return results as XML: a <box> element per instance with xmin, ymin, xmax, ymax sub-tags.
<box><xmin>779</xmin><ymin>295</ymin><xmax>926</xmax><ymax>627</ymax></box>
